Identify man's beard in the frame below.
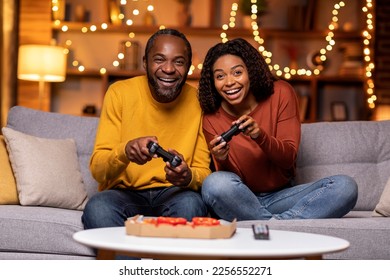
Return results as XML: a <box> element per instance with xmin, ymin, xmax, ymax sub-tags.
<box><xmin>147</xmin><ymin>70</ymin><xmax>187</xmax><ymax>103</ymax></box>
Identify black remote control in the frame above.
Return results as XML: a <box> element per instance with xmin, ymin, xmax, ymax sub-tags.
<box><xmin>147</xmin><ymin>141</ymin><xmax>182</xmax><ymax>167</ymax></box>
<box><xmin>252</xmin><ymin>224</ymin><xmax>270</xmax><ymax>240</ymax></box>
<box><xmin>217</xmin><ymin>123</ymin><xmax>242</xmax><ymax>145</ymax></box>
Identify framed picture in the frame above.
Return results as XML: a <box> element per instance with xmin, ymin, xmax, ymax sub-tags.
<box><xmin>331</xmin><ymin>102</ymin><xmax>348</xmax><ymax>121</ymax></box>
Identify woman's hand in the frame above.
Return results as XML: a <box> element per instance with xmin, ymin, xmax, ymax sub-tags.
<box><xmin>209</xmin><ymin>136</ymin><xmax>230</xmax><ymax>161</ymax></box>
<box><xmin>237</xmin><ymin>115</ymin><xmax>260</xmax><ymax>140</ymax></box>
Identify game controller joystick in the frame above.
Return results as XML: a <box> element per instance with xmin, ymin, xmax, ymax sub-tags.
<box><xmin>217</xmin><ymin>123</ymin><xmax>243</xmax><ymax>144</ymax></box>
<box><xmin>147</xmin><ymin>141</ymin><xmax>182</xmax><ymax>167</ymax></box>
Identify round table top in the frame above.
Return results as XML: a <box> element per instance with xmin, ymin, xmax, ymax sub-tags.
<box><xmin>73</xmin><ymin>226</ymin><xmax>349</xmax><ymax>259</ymax></box>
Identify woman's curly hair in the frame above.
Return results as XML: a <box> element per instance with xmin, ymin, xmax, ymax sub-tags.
<box><xmin>198</xmin><ymin>38</ymin><xmax>276</xmax><ymax>114</ymax></box>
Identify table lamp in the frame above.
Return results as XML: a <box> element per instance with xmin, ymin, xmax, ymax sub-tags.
<box><xmin>18</xmin><ymin>44</ymin><xmax>67</xmax><ymax>110</ymax></box>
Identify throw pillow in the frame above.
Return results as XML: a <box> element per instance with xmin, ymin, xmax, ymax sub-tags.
<box><xmin>372</xmin><ymin>177</ymin><xmax>390</xmax><ymax>217</ymax></box>
<box><xmin>0</xmin><ymin>135</ymin><xmax>19</xmax><ymax>204</ymax></box>
<box><xmin>1</xmin><ymin>127</ymin><xmax>88</xmax><ymax>210</ymax></box>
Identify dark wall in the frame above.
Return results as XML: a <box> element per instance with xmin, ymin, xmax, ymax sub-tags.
<box><xmin>375</xmin><ymin>0</ymin><xmax>390</xmax><ymax>104</ymax></box>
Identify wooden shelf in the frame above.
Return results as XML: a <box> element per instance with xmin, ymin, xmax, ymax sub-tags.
<box><xmin>65</xmin><ymin>68</ymin><xmax>365</xmax><ymax>123</ymax></box>
<box><xmin>52</xmin><ymin>21</ymin><xmax>362</xmax><ymax>40</ymax></box>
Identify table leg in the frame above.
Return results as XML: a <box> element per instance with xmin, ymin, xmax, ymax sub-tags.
<box><xmin>97</xmin><ymin>249</ymin><xmax>116</xmax><ymax>260</ymax></box>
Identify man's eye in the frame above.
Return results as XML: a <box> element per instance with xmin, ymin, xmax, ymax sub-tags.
<box><xmin>175</xmin><ymin>60</ymin><xmax>185</xmax><ymax>66</ymax></box>
<box><xmin>154</xmin><ymin>58</ymin><xmax>164</xmax><ymax>63</ymax></box>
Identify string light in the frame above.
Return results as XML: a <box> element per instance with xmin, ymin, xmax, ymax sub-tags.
<box><xmin>222</xmin><ymin>0</ymin><xmax>375</xmax><ymax>111</ymax></box>
<box><xmin>363</xmin><ymin>0</ymin><xmax>375</xmax><ymax>109</ymax></box>
<box><xmin>222</xmin><ymin>1</ymin><xmax>347</xmax><ymax>79</ymax></box>
<box><xmin>53</xmin><ymin>0</ymin><xmax>375</xmax><ymax>110</ymax></box>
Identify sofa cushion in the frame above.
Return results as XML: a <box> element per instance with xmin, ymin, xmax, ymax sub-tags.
<box><xmin>373</xmin><ymin>177</ymin><xmax>390</xmax><ymax>217</ymax></box>
<box><xmin>296</xmin><ymin>121</ymin><xmax>390</xmax><ymax>211</ymax></box>
<box><xmin>2</xmin><ymin>127</ymin><xmax>88</xmax><ymax>210</ymax></box>
<box><xmin>237</xmin><ymin>212</ymin><xmax>390</xmax><ymax>259</ymax></box>
<box><xmin>0</xmin><ymin>136</ymin><xmax>19</xmax><ymax>204</ymax></box>
<box><xmin>6</xmin><ymin>106</ymin><xmax>99</xmax><ymax>198</ymax></box>
<box><xmin>0</xmin><ymin>205</ymin><xmax>95</xmax><ymax>259</ymax></box>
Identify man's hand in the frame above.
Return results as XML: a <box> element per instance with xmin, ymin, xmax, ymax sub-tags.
<box><xmin>164</xmin><ymin>149</ymin><xmax>192</xmax><ymax>187</ymax></box>
<box><xmin>125</xmin><ymin>136</ymin><xmax>157</xmax><ymax>165</ymax></box>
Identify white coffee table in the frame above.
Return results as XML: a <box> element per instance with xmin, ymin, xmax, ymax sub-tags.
<box><xmin>73</xmin><ymin>227</ymin><xmax>349</xmax><ymax>260</ymax></box>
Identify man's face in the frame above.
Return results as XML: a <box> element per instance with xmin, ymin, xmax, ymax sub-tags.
<box><xmin>144</xmin><ymin>35</ymin><xmax>190</xmax><ymax>103</ymax></box>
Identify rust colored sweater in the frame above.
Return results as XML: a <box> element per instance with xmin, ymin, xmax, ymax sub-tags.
<box><xmin>202</xmin><ymin>80</ymin><xmax>301</xmax><ymax>193</ymax></box>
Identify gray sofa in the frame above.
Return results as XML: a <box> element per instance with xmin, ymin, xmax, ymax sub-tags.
<box><xmin>0</xmin><ymin>106</ymin><xmax>389</xmax><ymax>260</ymax></box>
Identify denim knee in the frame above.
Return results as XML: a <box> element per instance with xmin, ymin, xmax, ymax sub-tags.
<box><xmin>335</xmin><ymin>174</ymin><xmax>358</xmax><ymax>208</ymax></box>
<box><xmin>172</xmin><ymin>191</ymin><xmax>207</xmax><ymax>219</ymax></box>
<box><xmin>202</xmin><ymin>172</ymin><xmax>226</xmax><ymax>199</ymax></box>
<box><xmin>82</xmin><ymin>191</ymin><xmax>124</xmax><ymax>229</ymax></box>
<box><xmin>201</xmin><ymin>171</ymin><xmax>239</xmax><ymax>204</ymax></box>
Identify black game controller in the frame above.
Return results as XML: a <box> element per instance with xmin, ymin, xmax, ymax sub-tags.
<box><xmin>147</xmin><ymin>141</ymin><xmax>182</xmax><ymax>167</ymax></box>
<box><xmin>217</xmin><ymin>122</ymin><xmax>243</xmax><ymax>145</ymax></box>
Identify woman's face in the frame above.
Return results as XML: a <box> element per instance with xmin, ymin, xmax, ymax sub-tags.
<box><xmin>212</xmin><ymin>54</ymin><xmax>251</xmax><ymax>107</ymax></box>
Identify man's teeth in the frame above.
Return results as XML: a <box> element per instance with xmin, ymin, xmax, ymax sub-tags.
<box><xmin>160</xmin><ymin>78</ymin><xmax>175</xmax><ymax>82</ymax></box>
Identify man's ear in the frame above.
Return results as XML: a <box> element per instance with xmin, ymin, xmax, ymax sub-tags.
<box><xmin>142</xmin><ymin>56</ymin><xmax>146</xmax><ymax>70</ymax></box>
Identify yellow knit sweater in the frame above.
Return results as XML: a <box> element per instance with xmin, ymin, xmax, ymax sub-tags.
<box><xmin>90</xmin><ymin>76</ymin><xmax>211</xmax><ymax>192</ymax></box>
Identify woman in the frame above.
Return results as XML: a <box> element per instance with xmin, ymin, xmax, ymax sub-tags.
<box><xmin>198</xmin><ymin>38</ymin><xmax>358</xmax><ymax>221</ymax></box>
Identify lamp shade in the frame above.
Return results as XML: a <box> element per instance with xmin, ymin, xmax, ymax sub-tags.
<box><xmin>18</xmin><ymin>45</ymin><xmax>67</xmax><ymax>82</ymax></box>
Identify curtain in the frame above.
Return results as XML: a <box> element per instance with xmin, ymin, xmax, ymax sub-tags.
<box><xmin>1</xmin><ymin>0</ymin><xmax>18</xmax><ymax>127</ymax></box>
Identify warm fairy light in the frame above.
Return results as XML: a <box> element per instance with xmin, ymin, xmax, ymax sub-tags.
<box><xmin>223</xmin><ymin>1</ymin><xmax>349</xmax><ymax>79</ymax></box>
<box><xmin>55</xmin><ymin>0</ymin><xmax>374</xmax><ymax>107</ymax></box>
<box><xmin>100</xmin><ymin>68</ymin><xmax>107</xmax><ymax>75</ymax></box>
<box><xmin>223</xmin><ymin>1</ymin><xmax>374</xmax><ymax>111</ymax></box>
<box><xmin>363</xmin><ymin>0</ymin><xmax>376</xmax><ymax>109</ymax></box>
<box><xmin>52</xmin><ymin>0</ymin><xmax>59</xmax><ymax>13</ymax></box>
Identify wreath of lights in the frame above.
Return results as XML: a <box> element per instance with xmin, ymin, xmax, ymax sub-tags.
<box><xmin>51</xmin><ymin>0</ymin><xmax>375</xmax><ymax>110</ymax></box>
<box><xmin>221</xmin><ymin>0</ymin><xmax>345</xmax><ymax>78</ymax></box>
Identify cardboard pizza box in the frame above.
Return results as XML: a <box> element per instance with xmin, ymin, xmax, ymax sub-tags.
<box><xmin>125</xmin><ymin>215</ymin><xmax>237</xmax><ymax>239</ymax></box>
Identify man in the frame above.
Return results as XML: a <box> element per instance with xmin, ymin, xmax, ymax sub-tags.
<box><xmin>82</xmin><ymin>29</ymin><xmax>211</xmax><ymax>229</ymax></box>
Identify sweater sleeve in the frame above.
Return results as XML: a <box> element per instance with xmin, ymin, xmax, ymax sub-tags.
<box><xmin>252</xmin><ymin>81</ymin><xmax>301</xmax><ymax>170</ymax></box>
<box><xmin>185</xmin><ymin>120</ymin><xmax>212</xmax><ymax>191</ymax></box>
<box><xmin>89</xmin><ymin>85</ymin><xmax>130</xmax><ymax>190</ymax></box>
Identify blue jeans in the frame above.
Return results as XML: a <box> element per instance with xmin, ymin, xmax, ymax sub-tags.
<box><xmin>201</xmin><ymin>171</ymin><xmax>358</xmax><ymax>221</ymax></box>
<box><xmin>82</xmin><ymin>186</ymin><xmax>207</xmax><ymax>229</ymax></box>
